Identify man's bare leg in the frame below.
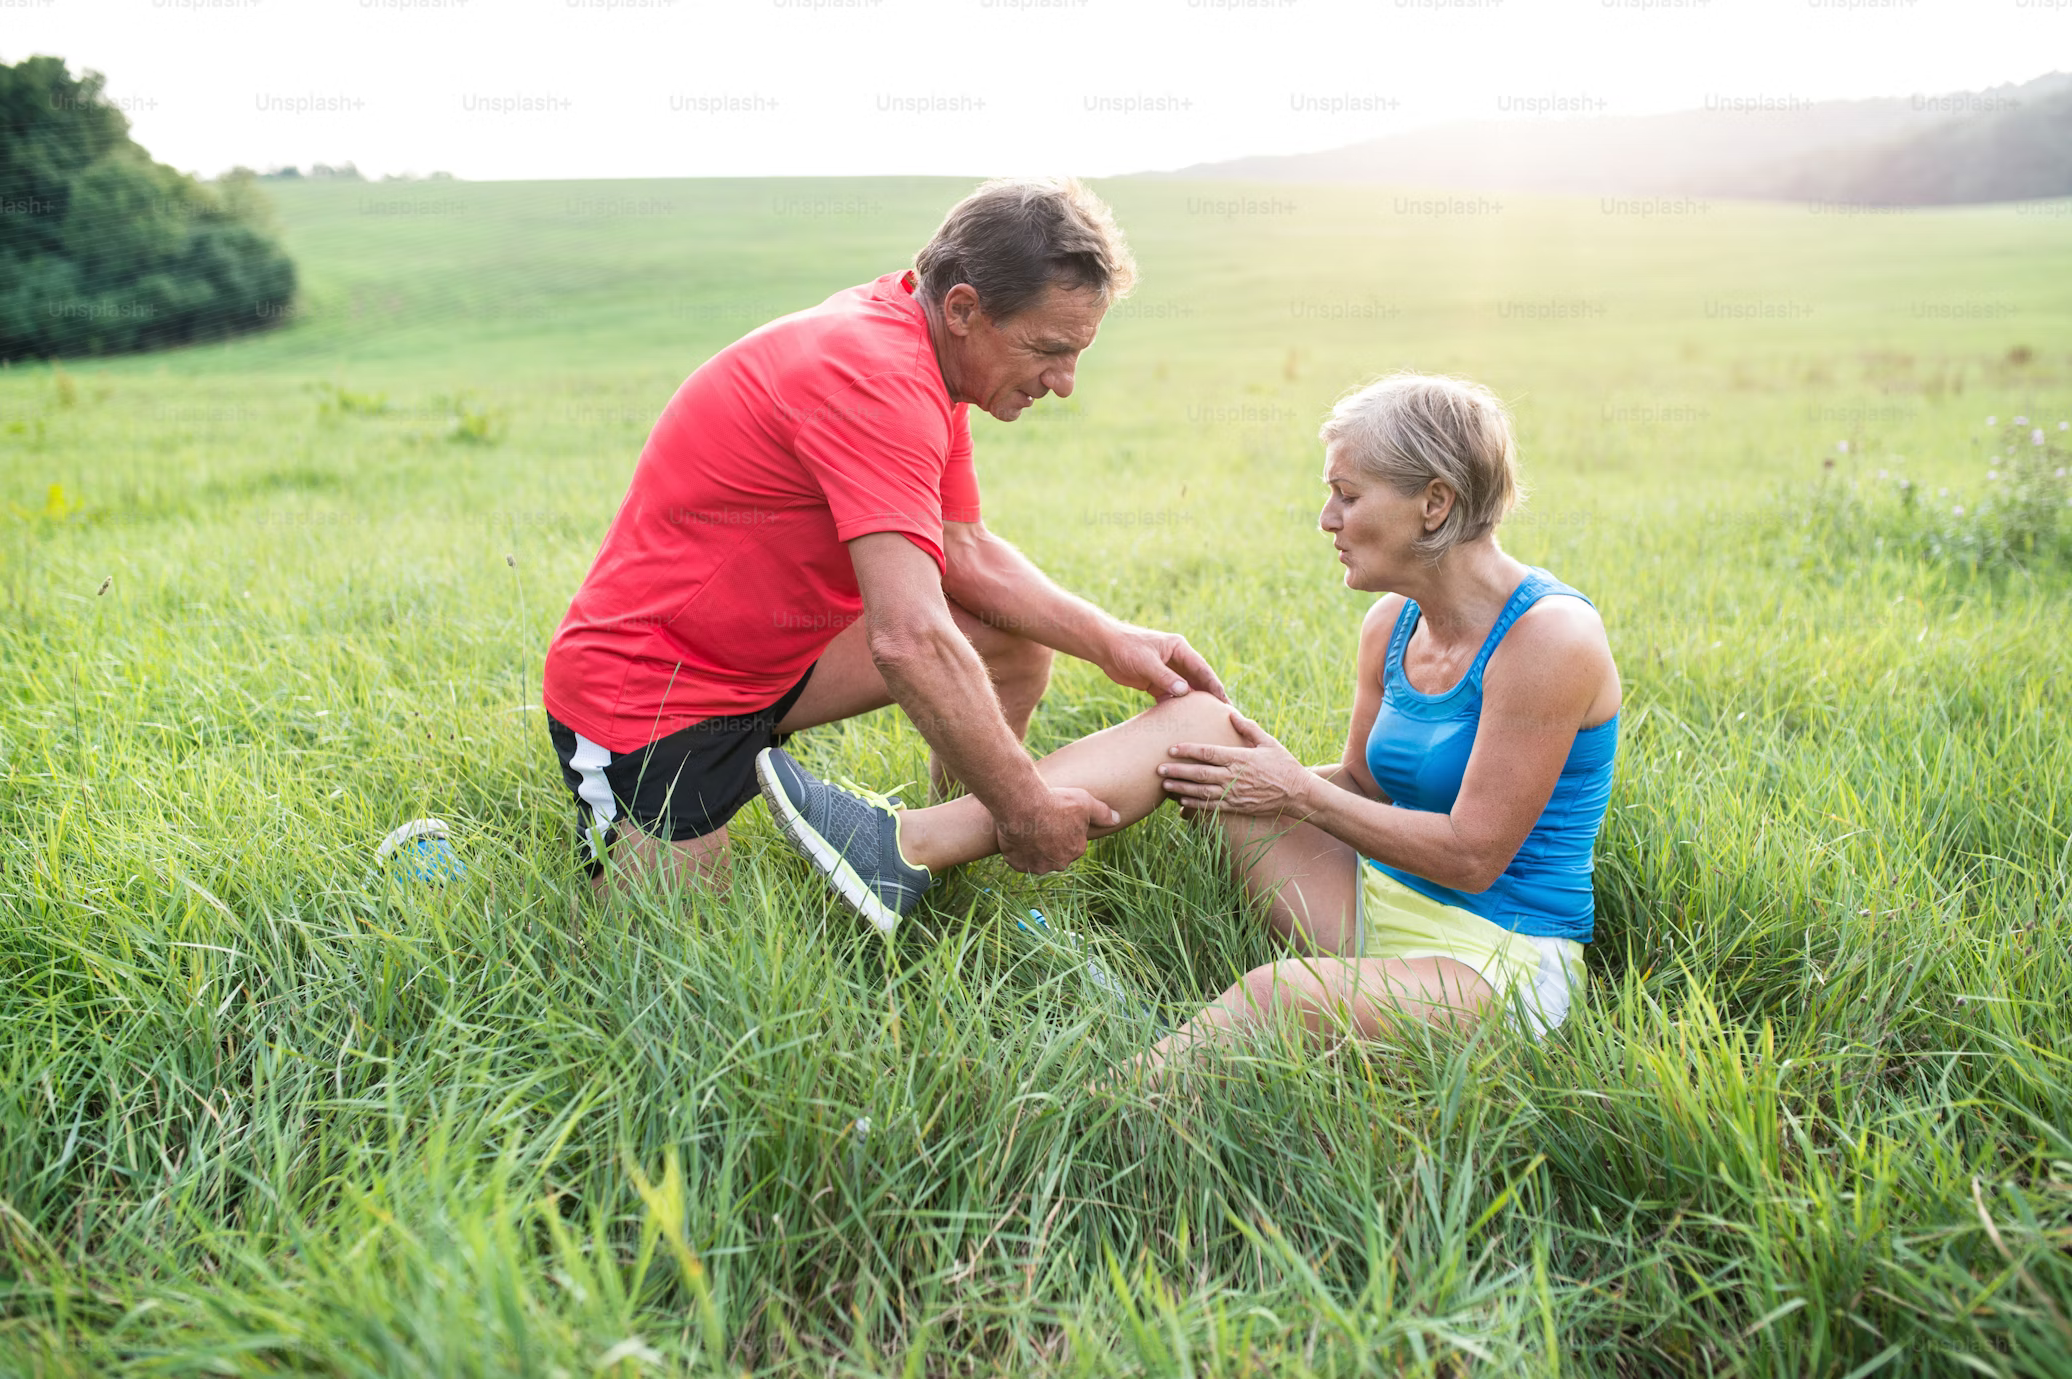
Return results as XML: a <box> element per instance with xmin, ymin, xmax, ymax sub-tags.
<box><xmin>597</xmin><ymin>816</ymin><xmax>731</xmax><ymax>898</ymax></box>
<box><xmin>598</xmin><ymin>602</ymin><xmax>1050</xmax><ymax>895</ymax></box>
<box><xmin>776</xmin><ymin>601</ymin><xmax>1051</xmax><ymax>799</ymax></box>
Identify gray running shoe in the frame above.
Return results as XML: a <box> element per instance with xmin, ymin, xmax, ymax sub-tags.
<box><xmin>755</xmin><ymin>747</ymin><xmax>933</xmax><ymax>934</ymax></box>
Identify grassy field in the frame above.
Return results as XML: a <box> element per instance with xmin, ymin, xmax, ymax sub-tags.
<box><xmin>3</xmin><ymin>176</ymin><xmax>2070</xmax><ymax>1376</ymax></box>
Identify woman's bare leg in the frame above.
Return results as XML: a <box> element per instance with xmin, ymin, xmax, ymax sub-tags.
<box><xmin>1137</xmin><ymin>954</ymin><xmax>1497</xmax><ymax>1075</ymax></box>
<box><xmin>892</xmin><ymin>690</ymin><xmax>1363</xmax><ymax>947</ymax></box>
<box><xmin>894</xmin><ymin>691</ymin><xmax>1244</xmax><ymax>871</ymax></box>
<box><xmin>884</xmin><ymin>693</ymin><xmax>1495</xmax><ymax>1070</ymax></box>
<box><xmin>1211</xmin><ymin>811</ymin><xmax>1361</xmax><ymax>955</ymax></box>
<box><xmin>1173</xmin><ymin>794</ymin><xmax>1494</xmax><ymax>1071</ymax></box>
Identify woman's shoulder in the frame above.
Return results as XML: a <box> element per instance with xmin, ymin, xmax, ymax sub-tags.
<box><xmin>1357</xmin><ymin>593</ymin><xmax>1411</xmax><ymax>657</ymax></box>
<box><xmin>1360</xmin><ymin>592</ymin><xmax>1415</xmax><ymax>634</ymax></box>
<box><xmin>1492</xmin><ymin>575</ymin><xmax>1621</xmax><ymax>718</ymax></box>
<box><xmin>1350</xmin><ymin>596</ymin><xmax>1410</xmax><ymax>698</ymax></box>
<box><xmin>1504</xmin><ymin>586</ymin><xmax>1609</xmax><ymax>660</ymax></box>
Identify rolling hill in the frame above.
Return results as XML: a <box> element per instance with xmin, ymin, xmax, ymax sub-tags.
<box><xmin>1159</xmin><ymin>71</ymin><xmax>2072</xmax><ymax>205</ymax></box>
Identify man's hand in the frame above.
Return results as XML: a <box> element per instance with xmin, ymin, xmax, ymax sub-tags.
<box><xmin>996</xmin><ymin>785</ymin><xmax>1120</xmax><ymax>875</ymax></box>
<box><xmin>1100</xmin><ymin>623</ymin><xmax>1228</xmax><ymax>703</ymax></box>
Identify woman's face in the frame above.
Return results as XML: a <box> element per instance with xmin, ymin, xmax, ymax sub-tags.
<box><xmin>1318</xmin><ymin>445</ymin><xmax>1437</xmax><ymax>592</ymax></box>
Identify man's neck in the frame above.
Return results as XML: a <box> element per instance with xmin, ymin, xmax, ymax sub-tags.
<box><xmin>917</xmin><ymin>296</ymin><xmax>968</xmax><ymax>405</ymax></box>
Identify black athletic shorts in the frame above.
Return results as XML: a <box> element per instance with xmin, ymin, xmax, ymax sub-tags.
<box><xmin>547</xmin><ymin>665</ymin><xmax>814</xmax><ymax>875</ymax></box>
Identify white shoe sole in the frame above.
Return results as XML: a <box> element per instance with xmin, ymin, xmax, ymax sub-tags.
<box><xmin>754</xmin><ymin>750</ymin><xmax>902</xmax><ymax>937</ymax></box>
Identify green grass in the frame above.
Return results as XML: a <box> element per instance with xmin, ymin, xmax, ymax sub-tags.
<box><xmin>2</xmin><ymin>177</ymin><xmax>2070</xmax><ymax>1376</ymax></box>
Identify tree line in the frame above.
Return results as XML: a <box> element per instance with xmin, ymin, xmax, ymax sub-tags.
<box><xmin>1</xmin><ymin>55</ymin><xmax>297</xmax><ymax>362</ymax></box>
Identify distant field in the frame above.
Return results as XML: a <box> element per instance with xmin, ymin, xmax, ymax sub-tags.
<box><xmin>2</xmin><ymin>178</ymin><xmax>2069</xmax><ymax>1375</ymax></box>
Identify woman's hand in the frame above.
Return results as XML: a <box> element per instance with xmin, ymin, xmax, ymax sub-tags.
<box><xmin>1158</xmin><ymin>709</ymin><xmax>1317</xmax><ymax>817</ymax></box>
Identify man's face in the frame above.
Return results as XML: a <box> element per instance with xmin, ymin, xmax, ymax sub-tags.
<box><xmin>934</xmin><ymin>281</ymin><xmax>1107</xmax><ymax>422</ymax></box>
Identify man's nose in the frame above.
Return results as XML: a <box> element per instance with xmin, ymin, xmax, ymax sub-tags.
<box><xmin>1043</xmin><ymin>361</ymin><xmax>1077</xmax><ymax>398</ymax></box>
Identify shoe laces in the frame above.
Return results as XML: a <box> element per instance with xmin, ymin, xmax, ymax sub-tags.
<box><xmin>834</xmin><ymin>777</ymin><xmax>911</xmax><ymax>813</ymax></box>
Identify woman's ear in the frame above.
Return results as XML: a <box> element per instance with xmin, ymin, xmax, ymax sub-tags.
<box><xmin>1422</xmin><ymin>479</ymin><xmax>1457</xmax><ymax>532</ymax></box>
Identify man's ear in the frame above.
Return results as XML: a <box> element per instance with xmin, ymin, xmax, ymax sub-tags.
<box><xmin>939</xmin><ymin>283</ymin><xmax>982</xmax><ymax>337</ymax></box>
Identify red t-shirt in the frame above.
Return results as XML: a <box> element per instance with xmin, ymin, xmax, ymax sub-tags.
<box><xmin>542</xmin><ymin>271</ymin><xmax>981</xmax><ymax>751</ymax></box>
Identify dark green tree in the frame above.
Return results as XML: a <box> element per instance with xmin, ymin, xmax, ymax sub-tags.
<box><xmin>0</xmin><ymin>55</ymin><xmax>297</xmax><ymax>361</ymax></box>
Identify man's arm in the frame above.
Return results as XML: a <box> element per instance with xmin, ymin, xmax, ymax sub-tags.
<box><xmin>940</xmin><ymin>520</ymin><xmax>1227</xmax><ymax>702</ymax></box>
<box><xmin>849</xmin><ymin>532</ymin><xmax>1117</xmax><ymax>873</ymax></box>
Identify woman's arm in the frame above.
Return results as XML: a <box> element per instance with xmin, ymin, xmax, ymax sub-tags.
<box><xmin>1161</xmin><ymin>597</ymin><xmax>1614</xmax><ymax>893</ymax></box>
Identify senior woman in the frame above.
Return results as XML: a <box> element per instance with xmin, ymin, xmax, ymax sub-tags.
<box><xmin>757</xmin><ymin>373</ymin><xmax>1622</xmax><ymax>1062</ymax></box>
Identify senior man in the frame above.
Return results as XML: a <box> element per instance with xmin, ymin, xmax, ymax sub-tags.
<box><xmin>543</xmin><ymin>178</ymin><xmax>1224</xmax><ymax>919</ymax></box>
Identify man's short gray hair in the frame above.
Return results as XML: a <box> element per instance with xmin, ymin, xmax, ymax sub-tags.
<box><xmin>914</xmin><ymin>177</ymin><xmax>1137</xmax><ymax>321</ymax></box>
<box><xmin>1320</xmin><ymin>373</ymin><xmax>1522</xmax><ymax>561</ymax></box>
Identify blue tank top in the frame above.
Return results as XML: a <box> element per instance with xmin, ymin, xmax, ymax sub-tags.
<box><xmin>1362</xmin><ymin>568</ymin><xmax>1617</xmax><ymax>943</ymax></box>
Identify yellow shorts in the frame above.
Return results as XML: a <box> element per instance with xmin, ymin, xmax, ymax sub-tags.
<box><xmin>1357</xmin><ymin>863</ymin><xmax>1587</xmax><ymax>1038</ymax></box>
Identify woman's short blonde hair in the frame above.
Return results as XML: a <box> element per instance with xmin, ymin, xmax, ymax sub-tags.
<box><xmin>1319</xmin><ymin>372</ymin><xmax>1522</xmax><ymax>561</ymax></box>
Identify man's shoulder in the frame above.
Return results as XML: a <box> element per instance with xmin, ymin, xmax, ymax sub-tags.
<box><xmin>733</xmin><ymin>275</ymin><xmax>936</xmax><ymax>394</ymax></box>
<box><xmin>759</xmin><ymin>275</ymin><xmax>917</xmax><ymax>346</ymax></box>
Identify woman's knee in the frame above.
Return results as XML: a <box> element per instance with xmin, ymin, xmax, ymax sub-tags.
<box><xmin>1237</xmin><ymin>960</ymin><xmax>1322</xmax><ymax>1017</ymax></box>
<box><xmin>1131</xmin><ymin>687</ymin><xmax>1240</xmax><ymax>748</ymax></box>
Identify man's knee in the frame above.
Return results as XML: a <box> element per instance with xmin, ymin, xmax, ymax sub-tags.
<box><xmin>998</xmin><ymin>635</ymin><xmax>1054</xmax><ymax>695</ymax></box>
<box><xmin>963</xmin><ymin>612</ymin><xmax>1053</xmax><ymax>698</ymax></box>
<box><xmin>606</xmin><ymin>818</ymin><xmax>732</xmax><ymax>896</ymax></box>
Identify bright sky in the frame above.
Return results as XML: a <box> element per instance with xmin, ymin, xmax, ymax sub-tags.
<box><xmin>6</xmin><ymin>0</ymin><xmax>2065</xmax><ymax>180</ymax></box>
